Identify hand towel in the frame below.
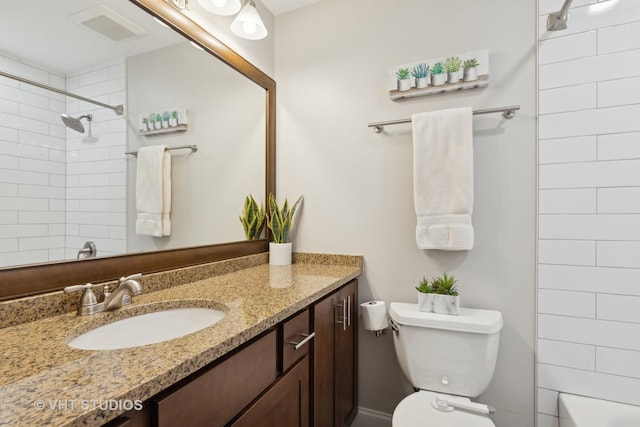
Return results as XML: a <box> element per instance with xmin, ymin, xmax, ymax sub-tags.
<box><xmin>412</xmin><ymin>107</ymin><xmax>474</xmax><ymax>250</ymax></box>
<box><xmin>135</xmin><ymin>146</ymin><xmax>172</xmax><ymax>237</ymax></box>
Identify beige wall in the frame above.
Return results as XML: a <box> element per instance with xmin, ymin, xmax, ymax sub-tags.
<box><xmin>274</xmin><ymin>1</ymin><xmax>537</xmax><ymax>426</ymax></box>
<box><xmin>126</xmin><ymin>43</ymin><xmax>265</xmax><ymax>252</ymax></box>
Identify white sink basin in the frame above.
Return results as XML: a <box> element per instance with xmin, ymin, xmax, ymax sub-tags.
<box><xmin>68</xmin><ymin>308</ymin><xmax>226</xmax><ymax>350</ymax></box>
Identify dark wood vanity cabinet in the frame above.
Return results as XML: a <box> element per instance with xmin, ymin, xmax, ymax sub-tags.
<box><xmin>104</xmin><ymin>280</ymin><xmax>358</xmax><ymax>427</ymax></box>
<box><xmin>231</xmin><ymin>355</ymin><xmax>309</xmax><ymax>427</ymax></box>
<box><xmin>313</xmin><ymin>279</ymin><xmax>358</xmax><ymax>427</ymax></box>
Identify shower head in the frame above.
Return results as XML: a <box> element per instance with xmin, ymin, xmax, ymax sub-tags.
<box><xmin>61</xmin><ymin>114</ymin><xmax>92</xmax><ymax>133</ymax></box>
<box><xmin>547</xmin><ymin>0</ymin><xmax>574</xmax><ymax>31</ymax></box>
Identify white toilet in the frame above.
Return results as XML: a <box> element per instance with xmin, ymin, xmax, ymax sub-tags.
<box><xmin>388</xmin><ymin>302</ymin><xmax>503</xmax><ymax>427</ymax></box>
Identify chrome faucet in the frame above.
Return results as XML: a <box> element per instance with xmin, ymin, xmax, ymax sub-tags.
<box><xmin>64</xmin><ymin>273</ymin><xmax>143</xmax><ymax>316</ymax></box>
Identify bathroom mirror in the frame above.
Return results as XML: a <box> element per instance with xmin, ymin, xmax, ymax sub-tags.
<box><xmin>0</xmin><ymin>0</ymin><xmax>275</xmax><ymax>299</ymax></box>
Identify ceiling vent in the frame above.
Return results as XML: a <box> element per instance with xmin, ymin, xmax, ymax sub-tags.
<box><xmin>69</xmin><ymin>5</ymin><xmax>146</xmax><ymax>42</ymax></box>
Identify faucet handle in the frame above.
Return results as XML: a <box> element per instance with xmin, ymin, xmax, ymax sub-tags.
<box><xmin>119</xmin><ymin>273</ymin><xmax>142</xmax><ymax>284</ymax></box>
<box><xmin>64</xmin><ymin>283</ymin><xmax>98</xmax><ymax>309</ymax></box>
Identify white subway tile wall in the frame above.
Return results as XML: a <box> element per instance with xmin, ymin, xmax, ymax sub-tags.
<box><xmin>0</xmin><ymin>55</ymin><xmax>126</xmax><ymax>267</ymax></box>
<box><xmin>537</xmin><ymin>0</ymin><xmax>640</xmax><ymax>422</ymax></box>
<box><xmin>64</xmin><ymin>60</ymin><xmax>126</xmax><ymax>260</ymax></box>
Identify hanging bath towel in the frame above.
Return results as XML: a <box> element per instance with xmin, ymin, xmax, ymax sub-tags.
<box><xmin>412</xmin><ymin>107</ymin><xmax>474</xmax><ymax>250</ymax></box>
<box><xmin>135</xmin><ymin>145</ymin><xmax>172</xmax><ymax>237</ymax></box>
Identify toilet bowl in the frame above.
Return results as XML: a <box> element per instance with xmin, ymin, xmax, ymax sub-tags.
<box><xmin>388</xmin><ymin>303</ymin><xmax>503</xmax><ymax>426</ymax></box>
<box><xmin>393</xmin><ymin>390</ymin><xmax>495</xmax><ymax>427</ymax></box>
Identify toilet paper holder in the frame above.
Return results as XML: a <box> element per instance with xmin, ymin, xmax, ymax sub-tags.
<box><xmin>361</xmin><ymin>300</ymin><xmax>389</xmax><ymax>336</ymax></box>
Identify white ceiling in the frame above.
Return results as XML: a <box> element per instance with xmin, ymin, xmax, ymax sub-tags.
<box><xmin>0</xmin><ymin>1</ymin><xmax>184</xmax><ymax>75</ymax></box>
<box><xmin>260</xmin><ymin>0</ymin><xmax>323</xmax><ymax>16</ymax></box>
<box><xmin>0</xmin><ymin>0</ymin><xmax>322</xmax><ymax>77</ymax></box>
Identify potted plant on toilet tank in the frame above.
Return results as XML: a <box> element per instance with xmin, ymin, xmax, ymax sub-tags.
<box><xmin>416</xmin><ymin>273</ymin><xmax>460</xmax><ymax>315</ymax></box>
<box><xmin>267</xmin><ymin>193</ymin><xmax>303</xmax><ymax>265</ymax></box>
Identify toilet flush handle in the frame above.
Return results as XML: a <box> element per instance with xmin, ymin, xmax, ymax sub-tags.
<box><xmin>432</xmin><ymin>395</ymin><xmax>496</xmax><ymax>415</ymax></box>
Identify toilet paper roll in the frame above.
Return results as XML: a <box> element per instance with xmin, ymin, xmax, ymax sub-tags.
<box><xmin>360</xmin><ymin>301</ymin><xmax>388</xmax><ymax>331</ymax></box>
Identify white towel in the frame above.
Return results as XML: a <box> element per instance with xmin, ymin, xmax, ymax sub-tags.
<box><xmin>135</xmin><ymin>146</ymin><xmax>172</xmax><ymax>237</ymax></box>
<box><xmin>412</xmin><ymin>107</ymin><xmax>474</xmax><ymax>250</ymax></box>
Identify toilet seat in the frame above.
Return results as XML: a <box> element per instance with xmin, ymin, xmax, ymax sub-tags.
<box><xmin>392</xmin><ymin>390</ymin><xmax>496</xmax><ymax>427</ymax></box>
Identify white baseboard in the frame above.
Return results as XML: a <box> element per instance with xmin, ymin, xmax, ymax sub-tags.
<box><xmin>352</xmin><ymin>407</ymin><xmax>393</xmax><ymax>427</ymax></box>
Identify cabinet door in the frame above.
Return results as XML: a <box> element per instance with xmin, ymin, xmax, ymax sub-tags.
<box><xmin>231</xmin><ymin>356</ymin><xmax>310</xmax><ymax>427</ymax></box>
<box><xmin>312</xmin><ymin>279</ymin><xmax>358</xmax><ymax>427</ymax></box>
<box><xmin>313</xmin><ymin>289</ymin><xmax>339</xmax><ymax>427</ymax></box>
<box><xmin>335</xmin><ymin>280</ymin><xmax>358</xmax><ymax>427</ymax></box>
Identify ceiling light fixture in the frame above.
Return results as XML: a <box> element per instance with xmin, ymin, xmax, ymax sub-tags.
<box><xmin>169</xmin><ymin>0</ymin><xmax>189</xmax><ymax>10</ymax></box>
<box><xmin>196</xmin><ymin>0</ymin><xmax>267</xmax><ymax>40</ymax></box>
<box><xmin>230</xmin><ymin>1</ymin><xmax>268</xmax><ymax>40</ymax></box>
<box><xmin>197</xmin><ymin>0</ymin><xmax>242</xmax><ymax>16</ymax></box>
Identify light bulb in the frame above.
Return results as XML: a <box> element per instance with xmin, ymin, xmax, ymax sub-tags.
<box><xmin>211</xmin><ymin>0</ymin><xmax>226</xmax><ymax>7</ymax></box>
<box><xmin>242</xmin><ymin>20</ymin><xmax>257</xmax><ymax>35</ymax></box>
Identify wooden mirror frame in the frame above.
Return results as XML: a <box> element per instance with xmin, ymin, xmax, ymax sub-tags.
<box><xmin>0</xmin><ymin>0</ymin><xmax>275</xmax><ymax>301</ymax></box>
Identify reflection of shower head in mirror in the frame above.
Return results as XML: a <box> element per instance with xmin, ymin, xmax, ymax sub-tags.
<box><xmin>61</xmin><ymin>113</ymin><xmax>92</xmax><ymax>133</ymax></box>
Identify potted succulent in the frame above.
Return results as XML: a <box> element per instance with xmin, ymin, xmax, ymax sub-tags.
<box><xmin>463</xmin><ymin>58</ymin><xmax>479</xmax><ymax>82</ymax></box>
<box><xmin>148</xmin><ymin>113</ymin><xmax>156</xmax><ymax>130</ymax></box>
<box><xmin>239</xmin><ymin>194</ymin><xmax>266</xmax><ymax>240</ymax></box>
<box><xmin>444</xmin><ymin>56</ymin><xmax>462</xmax><ymax>84</ymax></box>
<box><xmin>430</xmin><ymin>62</ymin><xmax>446</xmax><ymax>86</ymax></box>
<box><xmin>396</xmin><ymin>68</ymin><xmax>411</xmax><ymax>91</ymax></box>
<box><xmin>415</xmin><ymin>273</ymin><xmax>460</xmax><ymax>315</ymax></box>
<box><xmin>431</xmin><ymin>273</ymin><xmax>460</xmax><ymax>315</ymax></box>
<box><xmin>267</xmin><ymin>193</ymin><xmax>303</xmax><ymax>265</ymax></box>
<box><xmin>411</xmin><ymin>63</ymin><xmax>430</xmax><ymax>89</ymax></box>
<box><xmin>415</xmin><ymin>276</ymin><xmax>435</xmax><ymax>312</ymax></box>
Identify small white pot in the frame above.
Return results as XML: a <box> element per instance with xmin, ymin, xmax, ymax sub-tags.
<box><xmin>431</xmin><ymin>73</ymin><xmax>446</xmax><ymax>86</ymax></box>
<box><xmin>397</xmin><ymin>78</ymin><xmax>411</xmax><ymax>91</ymax></box>
<box><xmin>415</xmin><ymin>76</ymin><xmax>429</xmax><ymax>89</ymax></box>
<box><xmin>418</xmin><ymin>293</ymin><xmax>435</xmax><ymax>312</ymax></box>
<box><xmin>433</xmin><ymin>294</ymin><xmax>460</xmax><ymax>315</ymax></box>
<box><xmin>269</xmin><ymin>242</ymin><xmax>292</xmax><ymax>266</ymax></box>
<box><xmin>463</xmin><ymin>67</ymin><xmax>478</xmax><ymax>82</ymax></box>
<box><xmin>447</xmin><ymin>72</ymin><xmax>460</xmax><ymax>84</ymax></box>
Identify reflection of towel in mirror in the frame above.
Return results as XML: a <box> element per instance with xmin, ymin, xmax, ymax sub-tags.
<box><xmin>412</xmin><ymin>107</ymin><xmax>473</xmax><ymax>250</ymax></box>
<box><xmin>135</xmin><ymin>146</ymin><xmax>172</xmax><ymax>237</ymax></box>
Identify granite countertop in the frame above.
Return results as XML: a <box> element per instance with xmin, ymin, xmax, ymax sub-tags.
<box><xmin>0</xmin><ymin>254</ymin><xmax>362</xmax><ymax>427</ymax></box>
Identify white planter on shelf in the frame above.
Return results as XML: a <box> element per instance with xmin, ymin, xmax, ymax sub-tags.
<box><xmin>431</xmin><ymin>73</ymin><xmax>446</xmax><ymax>86</ymax></box>
<box><xmin>463</xmin><ymin>67</ymin><xmax>478</xmax><ymax>82</ymax></box>
<box><xmin>269</xmin><ymin>242</ymin><xmax>292</xmax><ymax>266</ymax></box>
<box><xmin>397</xmin><ymin>78</ymin><xmax>411</xmax><ymax>91</ymax></box>
<box><xmin>415</xmin><ymin>76</ymin><xmax>429</xmax><ymax>89</ymax></box>
<box><xmin>447</xmin><ymin>71</ymin><xmax>460</xmax><ymax>84</ymax></box>
<box><xmin>433</xmin><ymin>294</ymin><xmax>460</xmax><ymax>315</ymax></box>
<box><xmin>418</xmin><ymin>293</ymin><xmax>435</xmax><ymax>312</ymax></box>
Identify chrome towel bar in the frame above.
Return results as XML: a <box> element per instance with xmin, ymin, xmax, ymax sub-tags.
<box><xmin>368</xmin><ymin>105</ymin><xmax>520</xmax><ymax>133</ymax></box>
<box><xmin>125</xmin><ymin>144</ymin><xmax>198</xmax><ymax>157</ymax></box>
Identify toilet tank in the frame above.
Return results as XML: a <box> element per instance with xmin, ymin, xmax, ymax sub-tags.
<box><xmin>389</xmin><ymin>302</ymin><xmax>502</xmax><ymax>398</ymax></box>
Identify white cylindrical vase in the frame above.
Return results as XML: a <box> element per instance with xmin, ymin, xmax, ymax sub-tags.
<box><xmin>269</xmin><ymin>242</ymin><xmax>292</xmax><ymax>266</ymax></box>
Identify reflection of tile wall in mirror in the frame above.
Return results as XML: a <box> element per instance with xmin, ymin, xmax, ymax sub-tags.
<box><xmin>0</xmin><ymin>0</ymin><xmax>268</xmax><ymax>269</ymax></box>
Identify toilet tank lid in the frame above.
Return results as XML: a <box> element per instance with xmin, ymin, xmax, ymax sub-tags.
<box><xmin>389</xmin><ymin>302</ymin><xmax>503</xmax><ymax>334</ymax></box>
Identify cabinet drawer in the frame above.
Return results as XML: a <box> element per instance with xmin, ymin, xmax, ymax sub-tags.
<box><xmin>154</xmin><ymin>330</ymin><xmax>277</xmax><ymax>427</ymax></box>
<box><xmin>281</xmin><ymin>309</ymin><xmax>312</xmax><ymax>372</ymax></box>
